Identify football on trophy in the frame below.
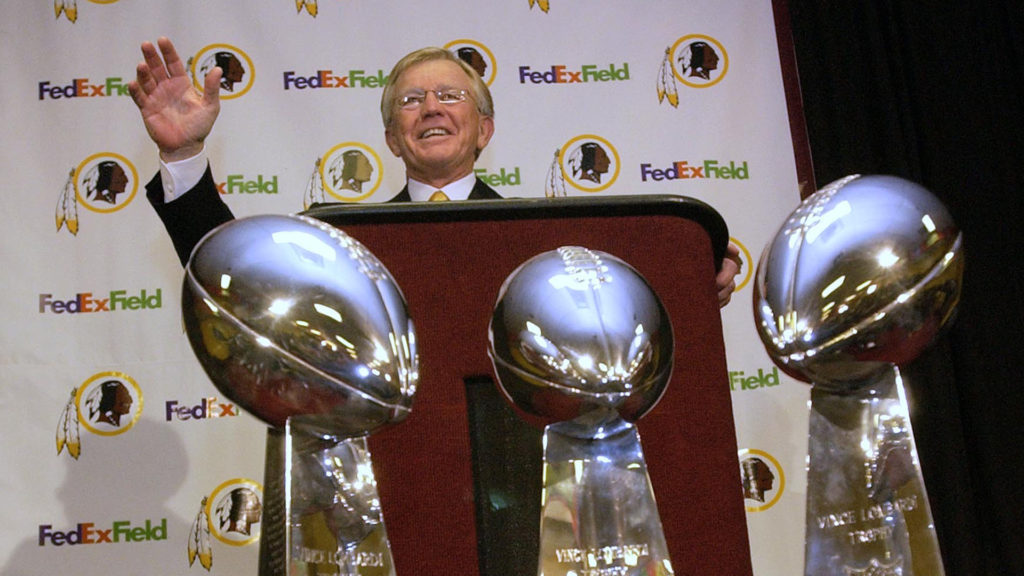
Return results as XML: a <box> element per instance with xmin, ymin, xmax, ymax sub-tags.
<box><xmin>488</xmin><ymin>246</ymin><xmax>674</xmax><ymax>425</ymax></box>
<box><xmin>181</xmin><ymin>214</ymin><xmax>418</xmax><ymax>437</ymax></box>
<box><xmin>753</xmin><ymin>175</ymin><xmax>963</xmax><ymax>391</ymax></box>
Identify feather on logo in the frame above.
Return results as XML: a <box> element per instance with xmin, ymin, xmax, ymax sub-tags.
<box><xmin>295</xmin><ymin>0</ymin><xmax>318</xmax><ymax>17</ymax></box>
<box><xmin>528</xmin><ymin>0</ymin><xmax>550</xmax><ymax>12</ymax></box>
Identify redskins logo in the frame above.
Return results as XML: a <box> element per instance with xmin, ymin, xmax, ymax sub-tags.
<box><xmin>545</xmin><ymin>134</ymin><xmax>621</xmax><ymax>196</ymax></box>
<box><xmin>56</xmin><ymin>371</ymin><xmax>144</xmax><ymax>460</ymax></box>
<box><xmin>55</xmin><ymin>152</ymin><xmax>139</xmax><ymax>235</ymax></box>
<box><xmin>188</xmin><ymin>478</ymin><xmax>263</xmax><ymax>570</ymax></box>
<box><xmin>304</xmin><ymin>142</ymin><xmax>384</xmax><ymax>206</ymax></box>
<box><xmin>656</xmin><ymin>34</ymin><xmax>729</xmax><ymax>107</ymax></box>
<box><xmin>738</xmin><ymin>448</ymin><xmax>785</xmax><ymax>512</ymax></box>
<box><xmin>189</xmin><ymin>44</ymin><xmax>255</xmax><ymax>100</ymax></box>
<box><xmin>444</xmin><ymin>39</ymin><xmax>497</xmax><ymax>86</ymax></box>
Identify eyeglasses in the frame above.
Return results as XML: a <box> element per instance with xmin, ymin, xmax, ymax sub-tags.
<box><xmin>396</xmin><ymin>89</ymin><xmax>470</xmax><ymax>109</ymax></box>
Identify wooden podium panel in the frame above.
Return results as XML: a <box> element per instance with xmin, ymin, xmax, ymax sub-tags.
<box><xmin>303</xmin><ymin>195</ymin><xmax>752</xmax><ymax>576</ymax></box>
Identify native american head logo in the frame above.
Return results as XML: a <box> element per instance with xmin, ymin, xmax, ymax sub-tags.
<box><xmin>657</xmin><ymin>34</ymin><xmax>729</xmax><ymax>107</ymax></box>
<box><xmin>305</xmin><ymin>142</ymin><xmax>384</xmax><ymax>207</ymax></box>
<box><xmin>545</xmin><ymin>135</ymin><xmax>621</xmax><ymax>197</ymax></box>
<box><xmin>445</xmin><ymin>39</ymin><xmax>498</xmax><ymax>87</ymax></box>
<box><xmin>188</xmin><ymin>44</ymin><xmax>255</xmax><ymax>99</ymax></box>
<box><xmin>738</xmin><ymin>449</ymin><xmax>785</xmax><ymax>512</ymax></box>
<box><xmin>55</xmin><ymin>153</ymin><xmax>138</xmax><ymax>236</ymax></box>
<box><xmin>187</xmin><ymin>478</ymin><xmax>264</xmax><ymax>571</ymax></box>
<box><xmin>56</xmin><ymin>372</ymin><xmax>144</xmax><ymax>460</ymax></box>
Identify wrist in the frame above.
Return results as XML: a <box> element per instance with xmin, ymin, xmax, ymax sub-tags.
<box><xmin>159</xmin><ymin>142</ymin><xmax>205</xmax><ymax>163</ymax></box>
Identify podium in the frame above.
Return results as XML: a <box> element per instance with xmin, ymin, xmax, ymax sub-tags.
<box><xmin>298</xmin><ymin>195</ymin><xmax>752</xmax><ymax>576</ymax></box>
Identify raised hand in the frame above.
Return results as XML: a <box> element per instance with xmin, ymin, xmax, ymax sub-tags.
<box><xmin>128</xmin><ymin>37</ymin><xmax>222</xmax><ymax>162</ymax></box>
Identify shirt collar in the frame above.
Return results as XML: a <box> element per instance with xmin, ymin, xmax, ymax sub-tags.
<box><xmin>406</xmin><ymin>172</ymin><xmax>477</xmax><ymax>202</ymax></box>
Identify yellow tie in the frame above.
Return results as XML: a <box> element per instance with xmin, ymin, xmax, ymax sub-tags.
<box><xmin>428</xmin><ymin>190</ymin><xmax>449</xmax><ymax>201</ymax></box>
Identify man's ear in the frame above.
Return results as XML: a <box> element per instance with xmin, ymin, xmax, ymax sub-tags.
<box><xmin>384</xmin><ymin>128</ymin><xmax>402</xmax><ymax>157</ymax></box>
<box><xmin>476</xmin><ymin>115</ymin><xmax>495</xmax><ymax>151</ymax></box>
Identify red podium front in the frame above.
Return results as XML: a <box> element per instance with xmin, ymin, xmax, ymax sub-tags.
<box><xmin>303</xmin><ymin>195</ymin><xmax>752</xmax><ymax>576</ymax></box>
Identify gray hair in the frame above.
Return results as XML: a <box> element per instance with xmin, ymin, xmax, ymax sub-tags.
<box><xmin>380</xmin><ymin>46</ymin><xmax>494</xmax><ymax>129</ymax></box>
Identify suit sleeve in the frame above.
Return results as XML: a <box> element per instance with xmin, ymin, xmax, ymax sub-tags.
<box><xmin>146</xmin><ymin>166</ymin><xmax>235</xmax><ymax>266</ymax></box>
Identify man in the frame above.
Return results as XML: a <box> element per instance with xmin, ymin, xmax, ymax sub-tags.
<box><xmin>127</xmin><ymin>37</ymin><xmax>741</xmax><ymax>302</ymax></box>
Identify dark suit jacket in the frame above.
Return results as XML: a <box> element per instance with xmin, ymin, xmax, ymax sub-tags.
<box><xmin>146</xmin><ymin>167</ymin><xmax>503</xmax><ymax>265</ymax></box>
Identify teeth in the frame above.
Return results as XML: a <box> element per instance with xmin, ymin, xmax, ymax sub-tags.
<box><xmin>421</xmin><ymin>128</ymin><xmax>449</xmax><ymax>138</ymax></box>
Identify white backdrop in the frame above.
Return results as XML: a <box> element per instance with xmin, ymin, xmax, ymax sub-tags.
<box><xmin>0</xmin><ymin>1</ymin><xmax>810</xmax><ymax>574</ymax></box>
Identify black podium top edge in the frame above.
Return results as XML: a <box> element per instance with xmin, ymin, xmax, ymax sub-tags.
<box><xmin>301</xmin><ymin>194</ymin><xmax>729</xmax><ymax>271</ymax></box>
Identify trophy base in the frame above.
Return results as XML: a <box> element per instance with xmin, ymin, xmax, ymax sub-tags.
<box><xmin>538</xmin><ymin>410</ymin><xmax>674</xmax><ymax>576</ymax></box>
<box><xmin>805</xmin><ymin>367</ymin><xmax>945</xmax><ymax>576</ymax></box>
<box><xmin>284</xmin><ymin>422</ymin><xmax>397</xmax><ymax>576</ymax></box>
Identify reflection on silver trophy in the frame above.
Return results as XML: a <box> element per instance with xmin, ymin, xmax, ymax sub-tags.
<box><xmin>182</xmin><ymin>214</ymin><xmax>418</xmax><ymax>576</ymax></box>
<box><xmin>754</xmin><ymin>175</ymin><xmax>963</xmax><ymax>575</ymax></box>
<box><xmin>489</xmin><ymin>246</ymin><xmax>676</xmax><ymax>576</ymax></box>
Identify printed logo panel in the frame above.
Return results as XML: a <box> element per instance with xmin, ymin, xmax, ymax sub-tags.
<box><xmin>739</xmin><ymin>448</ymin><xmax>785</xmax><ymax>512</ymax></box>
<box><xmin>545</xmin><ymin>134</ymin><xmax>621</xmax><ymax>196</ymax></box>
<box><xmin>56</xmin><ymin>371</ymin><xmax>145</xmax><ymax>460</ymax></box>
<box><xmin>55</xmin><ymin>153</ymin><xmax>139</xmax><ymax>236</ymax></box>
<box><xmin>187</xmin><ymin>478</ymin><xmax>263</xmax><ymax>570</ymax></box>
<box><xmin>190</xmin><ymin>44</ymin><xmax>255</xmax><ymax>99</ymax></box>
<box><xmin>305</xmin><ymin>142</ymin><xmax>385</xmax><ymax>205</ymax></box>
<box><xmin>444</xmin><ymin>39</ymin><xmax>497</xmax><ymax>86</ymax></box>
<box><xmin>656</xmin><ymin>34</ymin><xmax>729</xmax><ymax>107</ymax></box>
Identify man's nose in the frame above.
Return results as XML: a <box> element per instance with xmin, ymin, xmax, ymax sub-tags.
<box><xmin>420</xmin><ymin>91</ymin><xmax>444</xmax><ymax>114</ymax></box>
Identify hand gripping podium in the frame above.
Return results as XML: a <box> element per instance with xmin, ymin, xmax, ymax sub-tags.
<box><xmin>294</xmin><ymin>195</ymin><xmax>752</xmax><ymax>576</ymax></box>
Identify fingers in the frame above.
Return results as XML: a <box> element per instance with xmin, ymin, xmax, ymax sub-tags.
<box><xmin>127</xmin><ymin>77</ymin><xmax>145</xmax><ymax>110</ymax></box>
<box><xmin>137</xmin><ymin>37</ymin><xmax>187</xmax><ymax>88</ymax></box>
<box><xmin>157</xmin><ymin>36</ymin><xmax>188</xmax><ymax>79</ymax></box>
<box><xmin>716</xmin><ymin>269</ymin><xmax>738</xmax><ymax>307</ymax></box>
<box><xmin>716</xmin><ymin>271</ymin><xmax>736</xmax><ymax>307</ymax></box>
<box><xmin>132</xmin><ymin>59</ymin><xmax>154</xmax><ymax>92</ymax></box>
<box><xmin>717</xmin><ymin>286</ymin><xmax>734</xmax><ymax>308</ymax></box>
<box><xmin>201</xmin><ymin>65</ymin><xmax>223</xmax><ymax>106</ymax></box>
<box><xmin>716</xmin><ymin>244</ymin><xmax>743</xmax><ymax>308</ymax></box>
<box><xmin>725</xmin><ymin>242</ymin><xmax>743</xmax><ymax>268</ymax></box>
<box><xmin>128</xmin><ymin>53</ymin><xmax>160</xmax><ymax>111</ymax></box>
<box><xmin>718</xmin><ymin>250</ymin><xmax>741</xmax><ymax>284</ymax></box>
<box><xmin>140</xmin><ymin>40</ymin><xmax>169</xmax><ymax>84</ymax></box>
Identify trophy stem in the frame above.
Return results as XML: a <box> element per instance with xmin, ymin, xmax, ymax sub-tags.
<box><xmin>538</xmin><ymin>409</ymin><xmax>674</xmax><ymax>576</ymax></box>
<box><xmin>284</xmin><ymin>420</ymin><xmax>397</xmax><ymax>576</ymax></box>
<box><xmin>805</xmin><ymin>366</ymin><xmax>945</xmax><ymax>575</ymax></box>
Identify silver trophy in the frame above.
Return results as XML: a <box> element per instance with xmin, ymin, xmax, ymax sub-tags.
<box><xmin>182</xmin><ymin>214</ymin><xmax>418</xmax><ymax>575</ymax></box>
<box><xmin>753</xmin><ymin>175</ymin><xmax>963</xmax><ymax>575</ymax></box>
<box><xmin>488</xmin><ymin>246</ymin><xmax>676</xmax><ymax>576</ymax></box>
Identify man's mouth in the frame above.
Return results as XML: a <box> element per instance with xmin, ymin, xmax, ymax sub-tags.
<box><xmin>420</xmin><ymin>128</ymin><xmax>451</xmax><ymax>139</ymax></box>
